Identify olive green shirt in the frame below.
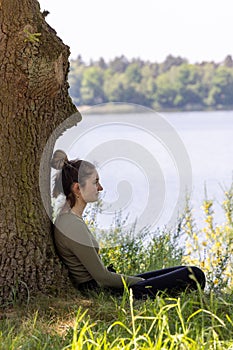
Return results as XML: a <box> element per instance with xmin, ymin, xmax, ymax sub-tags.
<box><xmin>54</xmin><ymin>211</ymin><xmax>144</xmax><ymax>289</ymax></box>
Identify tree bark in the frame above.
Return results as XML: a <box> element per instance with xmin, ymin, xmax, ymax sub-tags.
<box><xmin>0</xmin><ymin>0</ymin><xmax>81</xmax><ymax>303</ymax></box>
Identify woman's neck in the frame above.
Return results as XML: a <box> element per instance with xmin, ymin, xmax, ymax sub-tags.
<box><xmin>71</xmin><ymin>202</ymin><xmax>86</xmax><ymax>218</ymax></box>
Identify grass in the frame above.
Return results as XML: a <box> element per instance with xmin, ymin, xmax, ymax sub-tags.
<box><xmin>2</xmin><ymin>189</ymin><xmax>233</xmax><ymax>349</ymax></box>
<box><xmin>1</xmin><ymin>288</ymin><xmax>233</xmax><ymax>349</ymax></box>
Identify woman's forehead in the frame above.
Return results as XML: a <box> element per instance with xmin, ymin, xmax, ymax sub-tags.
<box><xmin>90</xmin><ymin>169</ymin><xmax>99</xmax><ymax>178</ymax></box>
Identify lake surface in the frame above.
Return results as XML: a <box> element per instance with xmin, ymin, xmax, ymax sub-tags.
<box><xmin>164</xmin><ymin>110</ymin><xmax>233</xmax><ymax>226</ymax></box>
<box><xmin>54</xmin><ymin>109</ymin><xmax>233</xmax><ymax>232</ymax></box>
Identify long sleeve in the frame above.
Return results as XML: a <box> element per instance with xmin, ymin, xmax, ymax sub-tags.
<box><xmin>54</xmin><ymin>212</ymin><xmax>144</xmax><ymax>288</ymax></box>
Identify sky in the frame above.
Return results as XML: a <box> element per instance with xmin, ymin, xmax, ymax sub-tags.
<box><xmin>38</xmin><ymin>0</ymin><xmax>233</xmax><ymax>64</ymax></box>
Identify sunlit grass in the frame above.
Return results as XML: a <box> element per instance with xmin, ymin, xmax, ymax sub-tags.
<box><xmin>1</xmin><ymin>289</ymin><xmax>233</xmax><ymax>349</ymax></box>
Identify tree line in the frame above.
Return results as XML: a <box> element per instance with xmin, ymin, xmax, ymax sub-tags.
<box><xmin>69</xmin><ymin>54</ymin><xmax>233</xmax><ymax>110</ymax></box>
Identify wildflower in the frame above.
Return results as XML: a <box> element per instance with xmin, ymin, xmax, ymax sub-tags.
<box><xmin>193</xmin><ymin>233</ymin><xmax>198</xmax><ymax>241</ymax></box>
<box><xmin>200</xmin><ymin>261</ymin><xmax>205</xmax><ymax>268</ymax></box>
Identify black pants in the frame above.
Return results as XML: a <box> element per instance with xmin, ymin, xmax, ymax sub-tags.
<box><xmin>131</xmin><ymin>266</ymin><xmax>206</xmax><ymax>299</ymax></box>
<box><xmin>78</xmin><ymin>266</ymin><xmax>205</xmax><ymax>300</ymax></box>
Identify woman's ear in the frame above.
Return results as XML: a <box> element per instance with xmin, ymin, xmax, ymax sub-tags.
<box><xmin>72</xmin><ymin>182</ymin><xmax>80</xmax><ymax>194</ymax></box>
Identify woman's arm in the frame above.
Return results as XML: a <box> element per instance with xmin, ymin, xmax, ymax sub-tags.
<box><xmin>55</xmin><ymin>212</ymin><xmax>144</xmax><ymax>288</ymax></box>
<box><xmin>69</xmin><ymin>237</ymin><xmax>144</xmax><ymax>288</ymax></box>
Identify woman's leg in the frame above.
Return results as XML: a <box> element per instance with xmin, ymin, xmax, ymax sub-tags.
<box><xmin>135</xmin><ymin>266</ymin><xmax>186</xmax><ymax>279</ymax></box>
<box><xmin>131</xmin><ymin>266</ymin><xmax>205</xmax><ymax>299</ymax></box>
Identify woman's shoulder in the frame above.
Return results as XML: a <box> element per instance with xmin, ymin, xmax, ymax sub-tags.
<box><xmin>56</xmin><ymin>210</ymin><xmax>85</xmax><ymax>225</ymax></box>
<box><xmin>54</xmin><ymin>210</ymin><xmax>97</xmax><ymax>247</ymax></box>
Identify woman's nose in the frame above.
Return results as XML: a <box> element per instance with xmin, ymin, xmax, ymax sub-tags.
<box><xmin>98</xmin><ymin>183</ymin><xmax>103</xmax><ymax>191</ymax></box>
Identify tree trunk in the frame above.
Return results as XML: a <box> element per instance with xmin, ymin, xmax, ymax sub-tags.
<box><xmin>0</xmin><ymin>0</ymin><xmax>81</xmax><ymax>303</ymax></box>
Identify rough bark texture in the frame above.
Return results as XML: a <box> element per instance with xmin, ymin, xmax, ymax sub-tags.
<box><xmin>0</xmin><ymin>0</ymin><xmax>81</xmax><ymax>303</ymax></box>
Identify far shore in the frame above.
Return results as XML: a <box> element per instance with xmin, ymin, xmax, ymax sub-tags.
<box><xmin>76</xmin><ymin>103</ymin><xmax>233</xmax><ymax>115</ymax></box>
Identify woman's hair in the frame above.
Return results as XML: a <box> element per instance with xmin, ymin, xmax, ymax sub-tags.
<box><xmin>51</xmin><ymin>150</ymin><xmax>96</xmax><ymax>208</ymax></box>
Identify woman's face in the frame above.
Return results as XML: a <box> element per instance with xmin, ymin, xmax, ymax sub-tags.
<box><xmin>79</xmin><ymin>169</ymin><xmax>103</xmax><ymax>203</ymax></box>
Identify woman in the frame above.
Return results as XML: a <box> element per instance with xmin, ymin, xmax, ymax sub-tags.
<box><xmin>51</xmin><ymin>149</ymin><xmax>205</xmax><ymax>299</ymax></box>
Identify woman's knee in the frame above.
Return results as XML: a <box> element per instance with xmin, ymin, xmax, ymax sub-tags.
<box><xmin>188</xmin><ymin>266</ymin><xmax>206</xmax><ymax>289</ymax></box>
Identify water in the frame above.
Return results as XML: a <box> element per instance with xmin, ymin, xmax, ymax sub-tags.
<box><xmin>54</xmin><ymin>109</ymin><xmax>233</xmax><ymax>232</ymax></box>
<box><xmin>164</xmin><ymin>110</ymin><xmax>233</xmax><ymax>226</ymax></box>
